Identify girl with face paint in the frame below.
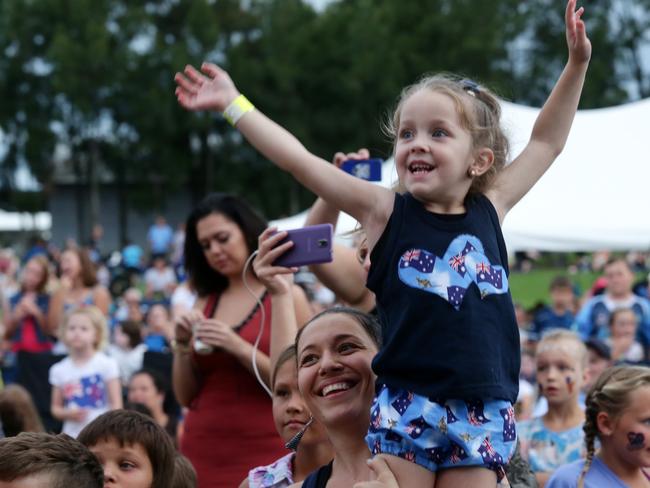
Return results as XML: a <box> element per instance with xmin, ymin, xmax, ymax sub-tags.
<box><xmin>518</xmin><ymin>330</ymin><xmax>588</xmax><ymax>487</ymax></box>
<box><xmin>546</xmin><ymin>365</ymin><xmax>650</xmax><ymax>488</ymax></box>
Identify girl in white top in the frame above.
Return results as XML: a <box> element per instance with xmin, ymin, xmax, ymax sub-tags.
<box><xmin>49</xmin><ymin>306</ymin><xmax>122</xmax><ymax>438</ymax></box>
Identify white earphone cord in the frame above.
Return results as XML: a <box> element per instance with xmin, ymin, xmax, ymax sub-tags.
<box><xmin>242</xmin><ymin>250</ymin><xmax>273</xmax><ymax>397</ymax></box>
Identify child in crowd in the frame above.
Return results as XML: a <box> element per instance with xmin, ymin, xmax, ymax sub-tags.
<box><xmin>0</xmin><ymin>431</ymin><xmax>104</xmax><ymax>487</ymax></box>
<box><xmin>531</xmin><ymin>276</ymin><xmax>576</xmax><ymax>341</ymax></box>
<box><xmin>240</xmin><ymin>346</ymin><xmax>333</xmax><ymax>488</ymax></box>
<box><xmin>143</xmin><ymin>303</ymin><xmax>173</xmax><ymax>352</ymax></box>
<box><xmin>113</xmin><ymin>287</ymin><xmax>146</xmax><ymax>324</ymax></box>
<box><xmin>515</xmin><ymin>302</ymin><xmax>534</xmax><ymax>347</ymax></box>
<box><xmin>127</xmin><ymin>368</ymin><xmax>179</xmax><ymax>444</ymax></box>
<box><xmin>546</xmin><ymin>365</ymin><xmax>650</xmax><ymax>487</ymax></box>
<box><xmin>583</xmin><ymin>339</ymin><xmax>612</xmax><ymax>392</ymax></box>
<box><xmin>173</xmin><ymin>454</ymin><xmax>198</xmax><ymax>488</ymax></box>
<box><xmin>0</xmin><ymin>384</ymin><xmax>44</xmax><ymax>437</ymax></box>
<box><xmin>519</xmin><ymin>330</ymin><xmax>588</xmax><ymax>487</ymax></box>
<box><xmin>606</xmin><ymin>308</ymin><xmax>645</xmax><ymax>363</ymax></box>
<box><xmin>144</xmin><ymin>255</ymin><xmax>177</xmax><ymax>301</ymax></box>
<box><xmin>78</xmin><ymin>409</ymin><xmax>176</xmax><ymax>488</ymax></box>
<box><xmin>107</xmin><ymin>320</ymin><xmax>147</xmax><ymax>386</ymax></box>
<box><xmin>49</xmin><ymin>306</ymin><xmax>122</xmax><ymax>438</ymax></box>
<box><xmin>175</xmin><ymin>0</ymin><xmax>590</xmax><ymax>484</ymax></box>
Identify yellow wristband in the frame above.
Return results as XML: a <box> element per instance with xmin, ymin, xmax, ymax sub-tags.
<box><xmin>223</xmin><ymin>94</ymin><xmax>254</xmax><ymax>126</ymax></box>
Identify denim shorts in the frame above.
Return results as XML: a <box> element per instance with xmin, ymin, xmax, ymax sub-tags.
<box><xmin>365</xmin><ymin>384</ymin><xmax>517</xmax><ymax>480</ymax></box>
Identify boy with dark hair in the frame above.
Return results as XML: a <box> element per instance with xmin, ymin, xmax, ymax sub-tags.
<box><xmin>0</xmin><ymin>432</ymin><xmax>104</xmax><ymax>487</ymax></box>
<box><xmin>78</xmin><ymin>409</ymin><xmax>175</xmax><ymax>488</ymax></box>
<box><xmin>576</xmin><ymin>257</ymin><xmax>650</xmax><ymax>354</ymax></box>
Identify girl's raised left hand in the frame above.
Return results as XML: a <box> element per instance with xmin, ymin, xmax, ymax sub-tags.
<box><xmin>565</xmin><ymin>0</ymin><xmax>591</xmax><ymax>64</ymax></box>
<box><xmin>174</xmin><ymin>62</ymin><xmax>240</xmax><ymax>112</ymax></box>
<box><xmin>253</xmin><ymin>227</ymin><xmax>297</xmax><ymax>296</ymax></box>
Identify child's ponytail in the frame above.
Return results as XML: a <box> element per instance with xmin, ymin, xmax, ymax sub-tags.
<box><xmin>577</xmin><ymin>402</ymin><xmax>598</xmax><ymax>488</ymax></box>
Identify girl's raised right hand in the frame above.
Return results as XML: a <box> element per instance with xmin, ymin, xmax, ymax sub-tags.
<box><xmin>174</xmin><ymin>62</ymin><xmax>240</xmax><ymax>112</ymax></box>
<box><xmin>253</xmin><ymin>227</ymin><xmax>297</xmax><ymax>296</ymax></box>
<box><xmin>174</xmin><ymin>309</ymin><xmax>204</xmax><ymax>344</ymax></box>
<box><xmin>332</xmin><ymin>148</ymin><xmax>370</xmax><ymax>168</ymax></box>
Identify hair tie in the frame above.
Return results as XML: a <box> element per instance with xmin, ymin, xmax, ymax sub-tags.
<box><xmin>460</xmin><ymin>78</ymin><xmax>481</xmax><ymax>97</ymax></box>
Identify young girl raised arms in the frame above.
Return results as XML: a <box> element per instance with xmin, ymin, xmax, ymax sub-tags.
<box><xmin>174</xmin><ymin>1</ymin><xmax>590</xmax><ymax>486</ymax></box>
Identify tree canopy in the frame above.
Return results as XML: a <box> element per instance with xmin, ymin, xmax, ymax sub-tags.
<box><xmin>0</xmin><ymin>0</ymin><xmax>646</xmax><ymax>235</ymax></box>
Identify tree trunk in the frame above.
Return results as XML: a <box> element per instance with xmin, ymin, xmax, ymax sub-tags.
<box><xmin>88</xmin><ymin>140</ymin><xmax>101</xmax><ymax>239</ymax></box>
<box><xmin>116</xmin><ymin>159</ymin><xmax>128</xmax><ymax>247</ymax></box>
<box><xmin>73</xmin><ymin>157</ymin><xmax>86</xmax><ymax>243</ymax></box>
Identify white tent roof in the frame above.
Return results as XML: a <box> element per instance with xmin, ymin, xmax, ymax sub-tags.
<box><xmin>273</xmin><ymin>98</ymin><xmax>650</xmax><ymax>252</ymax></box>
<box><xmin>0</xmin><ymin>210</ymin><xmax>51</xmax><ymax>232</ymax></box>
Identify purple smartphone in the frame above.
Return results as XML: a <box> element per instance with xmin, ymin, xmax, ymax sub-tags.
<box><xmin>272</xmin><ymin>224</ymin><xmax>333</xmax><ymax>268</ymax></box>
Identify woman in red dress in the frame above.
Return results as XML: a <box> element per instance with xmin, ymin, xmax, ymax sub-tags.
<box><xmin>173</xmin><ymin>193</ymin><xmax>312</xmax><ymax>487</ymax></box>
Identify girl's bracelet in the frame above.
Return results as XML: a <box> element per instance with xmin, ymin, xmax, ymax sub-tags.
<box><xmin>223</xmin><ymin>94</ymin><xmax>254</xmax><ymax>126</ymax></box>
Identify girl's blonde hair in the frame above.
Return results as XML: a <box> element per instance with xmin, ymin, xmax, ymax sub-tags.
<box><xmin>59</xmin><ymin>305</ymin><xmax>108</xmax><ymax>351</ymax></box>
<box><xmin>578</xmin><ymin>365</ymin><xmax>650</xmax><ymax>488</ymax></box>
<box><xmin>536</xmin><ymin>329</ymin><xmax>588</xmax><ymax>370</ymax></box>
<box><xmin>384</xmin><ymin>73</ymin><xmax>510</xmax><ymax>195</ymax></box>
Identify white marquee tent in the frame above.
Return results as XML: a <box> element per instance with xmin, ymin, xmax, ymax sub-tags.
<box><xmin>273</xmin><ymin>98</ymin><xmax>650</xmax><ymax>252</ymax></box>
<box><xmin>0</xmin><ymin>210</ymin><xmax>51</xmax><ymax>232</ymax></box>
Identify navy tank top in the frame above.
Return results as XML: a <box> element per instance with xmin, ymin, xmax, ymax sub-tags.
<box><xmin>367</xmin><ymin>192</ymin><xmax>519</xmax><ymax>403</ymax></box>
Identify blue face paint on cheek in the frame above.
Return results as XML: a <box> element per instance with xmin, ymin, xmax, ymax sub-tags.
<box><xmin>627</xmin><ymin>432</ymin><xmax>645</xmax><ymax>451</ymax></box>
<box><xmin>565</xmin><ymin>376</ymin><xmax>573</xmax><ymax>394</ymax></box>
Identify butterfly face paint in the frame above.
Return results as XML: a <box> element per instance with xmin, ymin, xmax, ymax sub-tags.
<box><xmin>627</xmin><ymin>432</ymin><xmax>645</xmax><ymax>451</ymax></box>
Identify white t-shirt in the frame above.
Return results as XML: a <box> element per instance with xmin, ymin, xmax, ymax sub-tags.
<box><xmin>144</xmin><ymin>267</ymin><xmax>177</xmax><ymax>293</ymax></box>
<box><xmin>49</xmin><ymin>352</ymin><xmax>119</xmax><ymax>438</ymax></box>
<box><xmin>106</xmin><ymin>343</ymin><xmax>147</xmax><ymax>385</ymax></box>
<box><xmin>170</xmin><ymin>283</ymin><xmax>197</xmax><ymax>313</ymax></box>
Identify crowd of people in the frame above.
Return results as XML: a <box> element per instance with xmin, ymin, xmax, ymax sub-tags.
<box><xmin>1</xmin><ymin>1</ymin><xmax>650</xmax><ymax>487</ymax></box>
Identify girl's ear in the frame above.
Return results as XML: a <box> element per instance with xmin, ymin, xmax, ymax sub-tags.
<box><xmin>596</xmin><ymin>411</ymin><xmax>615</xmax><ymax>436</ymax></box>
<box><xmin>471</xmin><ymin>147</ymin><xmax>495</xmax><ymax>176</ymax></box>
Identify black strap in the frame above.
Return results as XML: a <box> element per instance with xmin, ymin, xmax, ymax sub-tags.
<box><xmin>301</xmin><ymin>461</ymin><xmax>333</xmax><ymax>488</ymax></box>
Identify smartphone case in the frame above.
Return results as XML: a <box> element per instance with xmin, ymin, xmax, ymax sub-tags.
<box><xmin>273</xmin><ymin>224</ymin><xmax>334</xmax><ymax>268</ymax></box>
<box><xmin>341</xmin><ymin>158</ymin><xmax>383</xmax><ymax>181</ymax></box>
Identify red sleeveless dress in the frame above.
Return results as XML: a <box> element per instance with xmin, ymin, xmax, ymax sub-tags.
<box><xmin>180</xmin><ymin>292</ymin><xmax>285</xmax><ymax>487</ymax></box>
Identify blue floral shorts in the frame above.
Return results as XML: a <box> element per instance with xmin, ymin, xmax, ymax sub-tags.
<box><xmin>365</xmin><ymin>385</ymin><xmax>517</xmax><ymax>480</ymax></box>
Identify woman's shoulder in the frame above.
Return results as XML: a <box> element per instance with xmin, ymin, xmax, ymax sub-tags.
<box><xmin>547</xmin><ymin>457</ymin><xmax>629</xmax><ymax>488</ymax></box>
